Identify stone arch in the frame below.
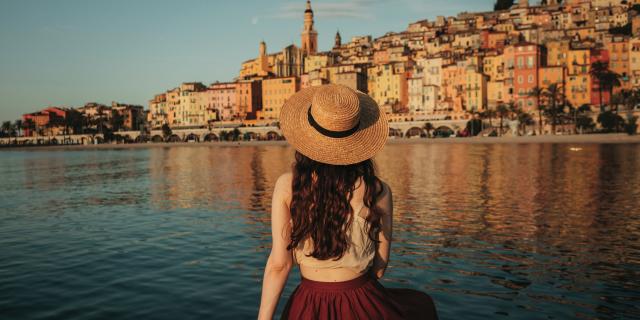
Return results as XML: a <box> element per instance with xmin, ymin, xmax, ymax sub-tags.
<box><xmin>166</xmin><ymin>134</ymin><xmax>181</xmax><ymax>143</ymax></box>
<box><xmin>434</xmin><ymin>126</ymin><xmax>454</xmax><ymax>138</ymax></box>
<box><xmin>203</xmin><ymin>133</ymin><xmax>219</xmax><ymax>142</ymax></box>
<box><xmin>184</xmin><ymin>133</ymin><xmax>199</xmax><ymax>142</ymax></box>
<box><xmin>123</xmin><ymin>135</ymin><xmax>133</xmax><ymax>143</ymax></box>
<box><xmin>50</xmin><ymin>138</ymin><xmax>59</xmax><ymax>145</ymax></box>
<box><xmin>389</xmin><ymin>128</ymin><xmax>403</xmax><ymax>137</ymax></box>
<box><xmin>135</xmin><ymin>135</ymin><xmax>150</xmax><ymax>143</ymax></box>
<box><xmin>405</xmin><ymin>127</ymin><xmax>424</xmax><ymax>138</ymax></box>
<box><xmin>151</xmin><ymin>135</ymin><xmax>164</xmax><ymax>143</ymax></box>
<box><xmin>243</xmin><ymin>131</ymin><xmax>258</xmax><ymax>141</ymax></box>
<box><xmin>266</xmin><ymin>131</ymin><xmax>280</xmax><ymax>141</ymax></box>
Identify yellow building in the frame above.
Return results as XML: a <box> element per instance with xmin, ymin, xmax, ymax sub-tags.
<box><xmin>148</xmin><ymin>93</ymin><xmax>167</xmax><ymax>130</ymax></box>
<box><xmin>463</xmin><ymin>65</ymin><xmax>488</xmax><ymax>112</ymax></box>
<box><xmin>630</xmin><ymin>37</ymin><xmax>640</xmax><ymax>88</ymax></box>
<box><xmin>239</xmin><ymin>41</ymin><xmax>271</xmax><ymax>79</ymax></box>
<box><xmin>605</xmin><ymin>35</ymin><xmax>631</xmax><ymax>90</ymax></box>
<box><xmin>546</xmin><ymin>39</ymin><xmax>570</xmax><ymax>67</ymax></box>
<box><xmin>367</xmin><ymin>63</ymin><xmax>408</xmax><ymax>112</ymax></box>
<box><xmin>260</xmin><ymin>77</ymin><xmax>299</xmax><ymax>120</ymax></box>
<box><xmin>566</xmin><ymin>48</ymin><xmax>591</xmax><ymax>107</ymax></box>
<box><xmin>304</xmin><ymin>53</ymin><xmax>333</xmax><ymax>73</ymax></box>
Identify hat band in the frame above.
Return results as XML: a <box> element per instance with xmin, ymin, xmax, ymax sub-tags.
<box><xmin>307</xmin><ymin>107</ymin><xmax>360</xmax><ymax>139</ymax></box>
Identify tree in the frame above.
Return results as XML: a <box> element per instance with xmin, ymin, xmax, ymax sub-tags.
<box><xmin>590</xmin><ymin>61</ymin><xmax>622</xmax><ymax>112</ymax></box>
<box><xmin>1</xmin><ymin>121</ymin><xmax>12</xmax><ymax>138</ymax></box>
<box><xmin>496</xmin><ymin>104</ymin><xmax>510</xmax><ymax>136</ymax></box>
<box><xmin>110</xmin><ymin>111</ymin><xmax>125</xmax><ymax>132</ymax></box>
<box><xmin>494</xmin><ymin>0</ymin><xmax>514</xmax><ymax>11</ymax></box>
<box><xmin>161</xmin><ymin>123</ymin><xmax>172</xmax><ymax>138</ymax></box>
<box><xmin>625</xmin><ymin>116</ymin><xmax>638</xmax><ymax>135</ymax></box>
<box><xmin>527</xmin><ymin>87</ymin><xmax>546</xmax><ymax>135</ymax></box>
<box><xmin>542</xmin><ymin>83</ymin><xmax>563</xmax><ymax>135</ymax></box>
<box><xmin>231</xmin><ymin>128</ymin><xmax>241</xmax><ymax>141</ymax></box>
<box><xmin>597</xmin><ymin>111</ymin><xmax>624</xmax><ymax>133</ymax></box>
<box><xmin>423</xmin><ymin>122</ymin><xmax>435</xmax><ymax>138</ymax></box>
<box><xmin>482</xmin><ymin>108</ymin><xmax>496</xmax><ymax>128</ymax></box>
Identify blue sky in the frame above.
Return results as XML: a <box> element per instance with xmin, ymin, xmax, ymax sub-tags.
<box><xmin>0</xmin><ymin>0</ymin><xmax>494</xmax><ymax>121</ymax></box>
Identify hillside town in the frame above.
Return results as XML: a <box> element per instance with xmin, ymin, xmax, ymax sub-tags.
<box><xmin>3</xmin><ymin>0</ymin><xmax>640</xmax><ymax>144</ymax></box>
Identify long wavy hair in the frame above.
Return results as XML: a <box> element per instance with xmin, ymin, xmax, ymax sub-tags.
<box><xmin>287</xmin><ymin>151</ymin><xmax>385</xmax><ymax>261</ymax></box>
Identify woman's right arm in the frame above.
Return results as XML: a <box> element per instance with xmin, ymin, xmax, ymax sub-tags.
<box><xmin>370</xmin><ymin>182</ymin><xmax>393</xmax><ymax>279</ymax></box>
<box><xmin>257</xmin><ymin>173</ymin><xmax>294</xmax><ymax>320</ymax></box>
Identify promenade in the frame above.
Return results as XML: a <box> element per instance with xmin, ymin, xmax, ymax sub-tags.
<box><xmin>2</xmin><ymin>133</ymin><xmax>639</xmax><ymax>152</ymax></box>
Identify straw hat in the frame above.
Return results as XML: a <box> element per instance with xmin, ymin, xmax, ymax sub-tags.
<box><xmin>279</xmin><ymin>84</ymin><xmax>388</xmax><ymax>165</ymax></box>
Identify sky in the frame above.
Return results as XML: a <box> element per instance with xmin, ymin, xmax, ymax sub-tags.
<box><xmin>0</xmin><ymin>0</ymin><xmax>495</xmax><ymax>122</ymax></box>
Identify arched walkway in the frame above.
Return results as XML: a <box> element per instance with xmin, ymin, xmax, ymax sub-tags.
<box><xmin>203</xmin><ymin>133</ymin><xmax>219</xmax><ymax>142</ymax></box>
<box><xmin>243</xmin><ymin>132</ymin><xmax>258</xmax><ymax>141</ymax></box>
<box><xmin>151</xmin><ymin>135</ymin><xmax>164</xmax><ymax>143</ymax></box>
<box><xmin>184</xmin><ymin>133</ymin><xmax>199</xmax><ymax>142</ymax></box>
<box><xmin>405</xmin><ymin>127</ymin><xmax>424</xmax><ymax>138</ymax></box>
<box><xmin>266</xmin><ymin>131</ymin><xmax>280</xmax><ymax>141</ymax></box>
<box><xmin>166</xmin><ymin>134</ymin><xmax>181</xmax><ymax>143</ymax></box>
<box><xmin>434</xmin><ymin>126</ymin><xmax>454</xmax><ymax>138</ymax></box>
<box><xmin>389</xmin><ymin>128</ymin><xmax>403</xmax><ymax>138</ymax></box>
<box><xmin>135</xmin><ymin>135</ymin><xmax>150</xmax><ymax>143</ymax></box>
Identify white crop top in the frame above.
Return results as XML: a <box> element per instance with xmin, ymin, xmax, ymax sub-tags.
<box><xmin>292</xmin><ymin>205</ymin><xmax>376</xmax><ymax>273</ymax></box>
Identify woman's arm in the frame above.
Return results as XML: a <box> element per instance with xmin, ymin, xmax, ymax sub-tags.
<box><xmin>370</xmin><ymin>182</ymin><xmax>393</xmax><ymax>280</ymax></box>
<box><xmin>258</xmin><ymin>173</ymin><xmax>294</xmax><ymax>320</ymax></box>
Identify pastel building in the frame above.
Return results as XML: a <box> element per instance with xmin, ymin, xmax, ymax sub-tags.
<box><xmin>513</xmin><ymin>42</ymin><xmax>543</xmax><ymax>112</ymax></box>
<box><xmin>236</xmin><ymin>80</ymin><xmax>262</xmax><ymax>120</ymax></box>
<box><xmin>208</xmin><ymin>82</ymin><xmax>238</xmax><ymax>121</ymax></box>
<box><xmin>148</xmin><ymin>93</ymin><xmax>167</xmax><ymax>129</ymax></box>
<box><xmin>261</xmin><ymin>77</ymin><xmax>299</xmax><ymax>120</ymax></box>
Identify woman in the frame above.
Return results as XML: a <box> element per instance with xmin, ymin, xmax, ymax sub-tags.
<box><xmin>258</xmin><ymin>84</ymin><xmax>438</xmax><ymax>320</ymax></box>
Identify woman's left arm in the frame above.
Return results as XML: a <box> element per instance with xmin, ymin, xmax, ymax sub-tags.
<box><xmin>258</xmin><ymin>173</ymin><xmax>293</xmax><ymax>320</ymax></box>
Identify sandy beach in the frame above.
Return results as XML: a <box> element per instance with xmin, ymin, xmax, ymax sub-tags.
<box><xmin>1</xmin><ymin>134</ymin><xmax>640</xmax><ymax>152</ymax></box>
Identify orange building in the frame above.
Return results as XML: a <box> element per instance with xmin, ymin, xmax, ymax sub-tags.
<box><xmin>236</xmin><ymin>80</ymin><xmax>262</xmax><ymax>120</ymax></box>
<box><xmin>260</xmin><ymin>77</ymin><xmax>299</xmax><ymax>120</ymax></box>
<box><xmin>513</xmin><ymin>42</ymin><xmax>543</xmax><ymax>112</ymax></box>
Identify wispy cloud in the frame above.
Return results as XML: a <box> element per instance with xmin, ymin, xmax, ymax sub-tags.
<box><xmin>265</xmin><ymin>0</ymin><xmax>378</xmax><ymax>21</ymax></box>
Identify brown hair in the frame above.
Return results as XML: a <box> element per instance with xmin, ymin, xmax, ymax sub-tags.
<box><xmin>287</xmin><ymin>151</ymin><xmax>385</xmax><ymax>260</ymax></box>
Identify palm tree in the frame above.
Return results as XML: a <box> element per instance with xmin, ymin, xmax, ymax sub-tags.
<box><xmin>423</xmin><ymin>122</ymin><xmax>435</xmax><ymax>138</ymax></box>
<box><xmin>482</xmin><ymin>108</ymin><xmax>496</xmax><ymax>128</ymax></box>
<box><xmin>527</xmin><ymin>87</ymin><xmax>545</xmax><ymax>135</ymax></box>
<box><xmin>590</xmin><ymin>61</ymin><xmax>622</xmax><ymax>113</ymax></box>
<box><xmin>542</xmin><ymin>83</ymin><xmax>563</xmax><ymax>135</ymax></box>
<box><xmin>1</xmin><ymin>121</ymin><xmax>12</xmax><ymax>138</ymax></box>
<box><xmin>496</xmin><ymin>104</ymin><xmax>510</xmax><ymax>136</ymax></box>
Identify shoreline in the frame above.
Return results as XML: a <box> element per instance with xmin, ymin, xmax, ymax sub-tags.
<box><xmin>1</xmin><ymin>134</ymin><xmax>640</xmax><ymax>151</ymax></box>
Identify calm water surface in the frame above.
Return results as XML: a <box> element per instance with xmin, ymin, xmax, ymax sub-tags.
<box><xmin>1</xmin><ymin>143</ymin><xmax>639</xmax><ymax>319</ymax></box>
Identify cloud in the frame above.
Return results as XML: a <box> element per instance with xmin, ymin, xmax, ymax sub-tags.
<box><xmin>251</xmin><ymin>16</ymin><xmax>259</xmax><ymax>25</ymax></box>
<box><xmin>266</xmin><ymin>0</ymin><xmax>378</xmax><ymax>21</ymax></box>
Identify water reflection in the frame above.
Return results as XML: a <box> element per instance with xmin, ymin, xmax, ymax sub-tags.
<box><xmin>0</xmin><ymin>143</ymin><xmax>639</xmax><ymax>319</ymax></box>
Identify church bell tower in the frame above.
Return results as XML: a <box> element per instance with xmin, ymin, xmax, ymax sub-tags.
<box><xmin>301</xmin><ymin>0</ymin><xmax>318</xmax><ymax>55</ymax></box>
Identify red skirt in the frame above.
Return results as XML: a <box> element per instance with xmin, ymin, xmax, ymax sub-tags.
<box><xmin>280</xmin><ymin>272</ymin><xmax>438</xmax><ymax>320</ymax></box>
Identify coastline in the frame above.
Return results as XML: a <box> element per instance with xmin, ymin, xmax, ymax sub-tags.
<box><xmin>1</xmin><ymin>134</ymin><xmax>640</xmax><ymax>151</ymax></box>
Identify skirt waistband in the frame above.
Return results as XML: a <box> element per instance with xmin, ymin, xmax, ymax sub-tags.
<box><xmin>299</xmin><ymin>272</ymin><xmax>374</xmax><ymax>291</ymax></box>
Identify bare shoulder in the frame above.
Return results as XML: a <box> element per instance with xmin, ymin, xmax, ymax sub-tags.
<box><xmin>274</xmin><ymin>172</ymin><xmax>293</xmax><ymax>203</ymax></box>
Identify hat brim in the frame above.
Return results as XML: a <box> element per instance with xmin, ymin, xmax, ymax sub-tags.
<box><xmin>280</xmin><ymin>86</ymin><xmax>389</xmax><ymax>165</ymax></box>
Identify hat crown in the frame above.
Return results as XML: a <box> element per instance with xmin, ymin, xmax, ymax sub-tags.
<box><xmin>310</xmin><ymin>85</ymin><xmax>360</xmax><ymax>132</ymax></box>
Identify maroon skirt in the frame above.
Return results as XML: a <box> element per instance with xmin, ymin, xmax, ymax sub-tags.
<box><xmin>280</xmin><ymin>272</ymin><xmax>438</xmax><ymax>320</ymax></box>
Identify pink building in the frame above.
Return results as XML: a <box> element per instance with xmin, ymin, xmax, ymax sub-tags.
<box><xmin>209</xmin><ymin>82</ymin><xmax>238</xmax><ymax>121</ymax></box>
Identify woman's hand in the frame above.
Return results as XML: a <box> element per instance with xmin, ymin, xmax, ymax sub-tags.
<box><xmin>258</xmin><ymin>173</ymin><xmax>294</xmax><ymax>320</ymax></box>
